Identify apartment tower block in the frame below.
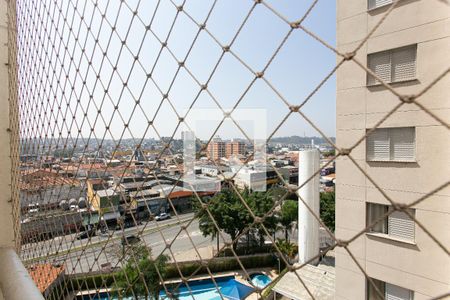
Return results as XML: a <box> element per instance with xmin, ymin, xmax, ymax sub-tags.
<box><xmin>226</xmin><ymin>140</ymin><xmax>246</xmax><ymax>158</ymax></box>
<box><xmin>336</xmin><ymin>1</ymin><xmax>450</xmax><ymax>299</ymax></box>
<box><xmin>207</xmin><ymin>136</ymin><xmax>226</xmax><ymax>161</ymax></box>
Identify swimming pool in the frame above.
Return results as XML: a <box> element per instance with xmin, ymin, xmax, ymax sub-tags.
<box><xmin>160</xmin><ymin>275</ymin><xmax>234</xmax><ymax>300</ymax></box>
<box><xmin>250</xmin><ymin>273</ymin><xmax>272</xmax><ymax>289</ymax></box>
<box><xmin>78</xmin><ymin>275</ymin><xmax>255</xmax><ymax>300</ymax></box>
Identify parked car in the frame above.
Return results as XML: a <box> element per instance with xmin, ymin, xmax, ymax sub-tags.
<box><xmin>121</xmin><ymin>235</ymin><xmax>141</xmax><ymax>246</ymax></box>
<box><xmin>76</xmin><ymin>229</ymin><xmax>95</xmax><ymax>240</ymax></box>
<box><xmin>28</xmin><ymin>203</ymin><xmax>39</xmax><ymax>214</ymax></box>
<box><xmin>100</xmin><ymin>262</ymin><xmax>112</xmax><ymax>272</ymax></box>
<box><xmin>155</xmin><ymin>212</ymin><xmax>170</xmax><ymax>221</ymax></box>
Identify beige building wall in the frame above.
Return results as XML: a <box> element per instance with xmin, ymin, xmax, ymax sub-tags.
<box><xmin>336</xmin><ymin>1</ymin><xmax>450</xmax><ymax>299</ymax></box>
<box><xmin>0</xmin><ymin>0</ymin><xmax>14</xmax><ymax>250</ymax></box>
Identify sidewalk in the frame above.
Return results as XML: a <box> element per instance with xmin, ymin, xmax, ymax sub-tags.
<box><xmin>173</xmin><ymin>245</ymin><xmax>215</xmax><ymax>262</ymax></box>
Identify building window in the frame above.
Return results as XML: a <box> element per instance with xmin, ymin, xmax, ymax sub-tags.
<box><xmin>367</xmin><ymin>278</ymin><xmax>414</xmax><ymax>300</ymax></box>
<box><xmin>366</xmin><ymin>127</ymin><xmax>415</xmax><ymax>162</ymax></box>
<box><xmin>367</xmin><ymin>45</ymin><xmax>417</xmax><ymax>85</ymax></box>
<box><xmin>368</xmin><ymin>0</ymin><xmax>393</xmax><ymax>10</ymax></box>
<box><xmin>367</xmin><ymin>203</ymin><xmax>415</xmax><ymax>241</ymax></box>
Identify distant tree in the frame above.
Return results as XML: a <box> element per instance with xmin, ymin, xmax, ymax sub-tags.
<box><xmin>275</xmin><ymin>239</ymin><xmax>298</xmax><ymax>264</ymax></box>
<box><xmin>194</xmin><ymin>188</ymin><xmax>279</xmax><ymax>251</ymax></box>
<box><xmin>194</xmin><ymin>189</ymin><xmax>248</xmax><ymax>251</ymax></box>
<box><xmin>115</xmin><ymin>245</ymin><xmax>169</xmax><ymax>300</ymax></box>
<box><xmin>53</xmin><ymin>147</ymin><xmax>74</xmax><ymax>158</ymax></box>
<box><xmin>246</xmin><ymin>190</ymin><xmax>278</xmax><ymax>247</ymax></box>
<box><xmin>279</xmin><ymin>200</ymin><xmax>298</xmax><ymax>242</ymax></box>
<box><xmin>322</xmin><ymin>149</ymin><xmax>336</xmax><ymax>157</ymax></box>
<box><xmin>320</xmin><ymin>191</ymin><xmax>335</xmax><ymax>232</ymax></box>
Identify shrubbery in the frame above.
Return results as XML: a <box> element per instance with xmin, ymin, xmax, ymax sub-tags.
<box><xmin>320</xmin><ymin>191</ymin><xmax>335</xmax><ymax>231</ymax></box>
<box><xmin>165</xmin><ymin>254</ymin><xmax>276</xmax><ymax>278</ymax></box>
<box><xmin>67</xmin><ymin>253</ymin><xmax>277</xmax><ymax>293</ymax></box>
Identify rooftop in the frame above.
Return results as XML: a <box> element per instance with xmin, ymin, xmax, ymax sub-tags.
<box><xmin>28</xmin><ymin>264</ymin><xmax>65</xmax><ymax>294</ymax></box>
<box><xmin>95</xmin><ymin>189</ymin><xmax>117</xmax><ymax>197</ymax></box>
<box><xmin>273</xmin><ymin>262</ymin><xmax>335</xmax><ymax>300</ymax></box>
<box><xmin>20</xmin><ymin>169</ymin><xmax>80</xmax><ymax>191</ymax></box>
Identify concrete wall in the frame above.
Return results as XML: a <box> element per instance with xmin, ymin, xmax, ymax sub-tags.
<box><xmin>336</xmin><ymin>0</ymin><xmax>450</xmax><ymax>299</ymax></box>
<box><xmin>0</xmin><ymin>0</ymin><xmax>14</xmax><ymax>250</ymax></box>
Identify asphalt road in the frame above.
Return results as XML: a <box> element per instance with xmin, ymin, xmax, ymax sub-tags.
<box><xmin>22</xmin><ymin>212</ymin><xmax>298</xmax><ymax>274</ymax></box>
<box><xmin>21</xmin><ymin>213</ymin><xmax>195</xmax><ymax>259</ymax></box>
<box><xmin>21</xmin><ymin>213</ymin><xmax>219</xmax><ymax>273</ymax></box>
<box><xmin>60</xmin><ymin>217</ymin><xmax>215</xmax><ymax>274</ymax></box>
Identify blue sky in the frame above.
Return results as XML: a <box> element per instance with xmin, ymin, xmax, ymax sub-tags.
<box><xmin>19</xmin><ymin>0</ymin><xmax>336</xmax><ymax>143</ymax></box>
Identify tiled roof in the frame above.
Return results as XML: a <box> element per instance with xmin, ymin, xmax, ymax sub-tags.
<box><xmin>28</xmin><ymin>264</ymin><xmax>65</xmax><ymax>293</ymax></box>
<box><xmin>20</xmin><ymin>169</ymin><xmax>80</xmax><ymax>190</ymax></box>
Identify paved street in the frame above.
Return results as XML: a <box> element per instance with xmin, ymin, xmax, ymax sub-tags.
<box><xmin>22</xmin><ymin>213</ymin><xmax>195</xmax><ymax>260</ymax></box>
<box><xmin>62</xmin><ymin>217</ymin><xmax>218</xmax><ymax>273</ymax></box>
<box><xmin>22</xmin><ymin>213</ymin><xmax>223</xmax><ymax>274</ymax></box>
<box><xmin>22</xmin><ymin>212</ymin><xmax>298</xmax><ymax>274</ymax></box>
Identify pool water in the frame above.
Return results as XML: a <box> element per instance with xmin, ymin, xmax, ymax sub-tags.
<box><xmin>79</xmin><ymin>275</ymin><xmax>255</xmax><ymax>300</ymax></box>
<box><xmin>160</xmin><ymin>276</ymin><xmax>234</xmax><ymax>300</ymax></box>
<box><xmin>250</xmin><ymin>273</ymin><xmax>272</xmax><ymax>288</ymax></box>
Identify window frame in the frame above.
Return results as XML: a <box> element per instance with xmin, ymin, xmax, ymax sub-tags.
<box><xmin>366</xmin><ymin>127</ymin><xmax>416</xmax><ymax>163</ymax></box>
<box><xmin>368</xmin><ymin>0</ymin><xmax>394</xmax><ymax>11</ymax></box>
<box><xmin>367</xmin><ymin>278</ymin><xmax>414</xmax><ymax>300</ymax></box>
<box><xmin>367</xmin><ymin>203</ymin><xmax>389</xmax><ymax>235</ymax></box>
<box><xmin>367</xmin><ymin>44</ymin><xmax>417</xmax><ymax>86</ymax></box>
<box><xmin>366</xmin><ymin>278</ymin><xmax>385</xmax><ymax>300</ymax></box>
<box><xmin>366</xmin><ymin>203</ymin><xmax>416</xmax><ymax>243</ymax></box>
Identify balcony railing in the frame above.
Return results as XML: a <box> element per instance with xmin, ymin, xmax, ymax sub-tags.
<box><xmin>1</xmin><ymin>0</ymin><xmax>449</xmax><ymax>299</ymax></box>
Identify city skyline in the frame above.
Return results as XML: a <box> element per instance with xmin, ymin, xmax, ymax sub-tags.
<box><xmin>3</xmin><ymin>0</ymin><xmax>449</xmax><ymax>299</ymax></box>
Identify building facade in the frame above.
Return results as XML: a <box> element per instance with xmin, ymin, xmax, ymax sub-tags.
<box><xmin>336</xmin><ymin>1</ymin><xmax>450</xmax><ymax>299</ymax></box>
<box><xmin>207</xmin><ymin>136</ymin><xmax>226</xmax><ymax>160</ymax></box>
<box><xmin>207</xmin><ymin>137</ymin><xmax>246</xmax><ymax>160</ymax></box>
<box><xmin>86</xmin><ymin>179</ymin><xmax>120</xmax><ymax>217</ymax></box>
<box><xmin>225</xmin><ymin>140</ymin><xmax>246</xmax><ymax>158</ymax></box>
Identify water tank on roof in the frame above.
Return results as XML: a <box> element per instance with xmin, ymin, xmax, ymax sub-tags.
<box><xmin>78</xmin><ymin>197</ymin><xmax>87</xmax><ymax>208</ymax></box>
<box><xmin>69</xmin><ymin>198</ymin><xmax>78</xmax><ymax>207</ymax></box>
<box><xmin>59</xmin><ymin>200</ymin><xmax>69</xmax><ymax>210</ymax></box>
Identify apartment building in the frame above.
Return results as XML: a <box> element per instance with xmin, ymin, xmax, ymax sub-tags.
<box><xmin>207</xmin><ymin>136</ymin><xmax>226</xmax><ymax>160</ymax></box>
<box><xmin>336</xmin><ymin>1</ymin><xmax>450</xmax><ymax>299</ymax></box>
<box><xmin>207</xmin><ymin>137</ymin><xmax>246</xmax><ymax>160</ymax></box>
<box><xmin>226</xmin><ymin>140</ymin><xmax>246</xmax><ymax>158</ymax></box>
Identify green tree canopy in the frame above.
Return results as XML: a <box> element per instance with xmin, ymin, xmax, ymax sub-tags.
<box><xmin>320</xmin><ymin>191</ymin><xmax>335</xmax><ymax>232</ymax></box>
<box><xmin>115</xmin><ymin>245</ymin><xmax>169</xmax><ymax>300</ymax></box>
<box><xmin>246</xmin><ymin>189</ymin><xmax>279</xmax><ymax>247</ymax></box>
<box><xmin>195</xmin><ymin>189</ymin><xmax>248</xmax><ymax>246</ymax></box>
<box><xmin>322</xmin><ymin>149</ymin><xmax>336</xmax><ymax>157</ymax></box>
<box><xmin>194</xmin><ymin>188</ymin><xmax>279</xmax><ymax>251</ymax></box>
<box><xmin>276</xmin><ymin>238</ymin><xmax>298</xmax><ymax>264</ymax></box>
<box><xmin>279</xmin><ymin>200</ymin><xmax>298</xmax><ymax>242</ymax></box>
